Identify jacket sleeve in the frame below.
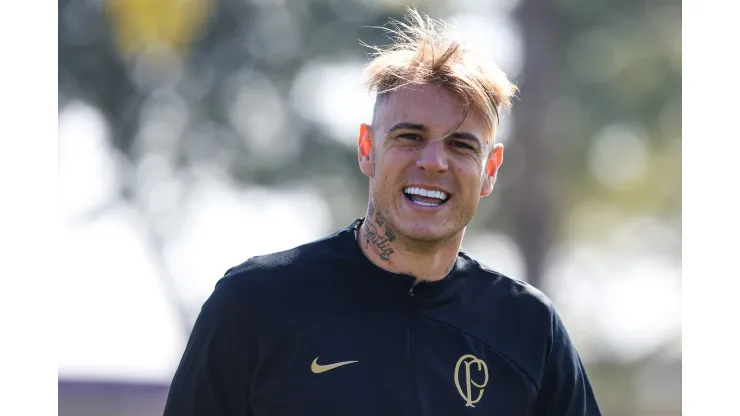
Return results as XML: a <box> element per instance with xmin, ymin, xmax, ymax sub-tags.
<box><xmin>163</xmin><ymin>275</ymin><xmax>254</xmax><ymax>415</ymax></box>
<box><xmin>531</xmin><ymin>306</ymin><xmax>602</xmax><ymax>416</ymax></box>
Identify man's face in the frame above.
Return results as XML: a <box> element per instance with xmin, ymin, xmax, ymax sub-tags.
<box><xmin>358</xmin><ymin>83</ymin><xmax>503</xmax><ymax>246</ymax></box>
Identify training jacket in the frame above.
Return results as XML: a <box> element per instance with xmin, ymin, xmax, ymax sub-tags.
<box><xmin>163</xmin><ymin>219</ymin><xmax>602</xmax><ymax>415</ymax></box>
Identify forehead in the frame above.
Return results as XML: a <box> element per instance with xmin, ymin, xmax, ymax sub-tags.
<box><xmin>375</xmin><ymin>84</ymin><xmax>489</xmax><ymax>139</ymax></box>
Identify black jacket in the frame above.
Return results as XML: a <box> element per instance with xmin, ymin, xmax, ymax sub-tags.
<box><xmin>163</xmin><ymin>219</ymin><xmax>602</xmax><ymax>415</ymax></box>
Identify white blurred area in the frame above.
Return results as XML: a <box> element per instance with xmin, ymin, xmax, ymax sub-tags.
<box><xmin>58</xmin><ymin>102</ymin><xmax>332</xmax><ymax>382</ymax></box>
<box><xmin>291</xmin><ymin>59</ymin><xmax>376</xmax><ymax>147</ymax></box>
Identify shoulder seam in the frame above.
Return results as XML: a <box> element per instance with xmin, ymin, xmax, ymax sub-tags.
<box><xmin>221</xmin><ymin>222</ymin><xmax>358</xmax><ymax>278</ymax></box>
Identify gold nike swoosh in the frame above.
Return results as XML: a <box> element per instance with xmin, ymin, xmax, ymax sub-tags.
<box><xmin>311</xmin><ymin>357</ymin><xmax>358</xmax><ymax>373</ymax></box>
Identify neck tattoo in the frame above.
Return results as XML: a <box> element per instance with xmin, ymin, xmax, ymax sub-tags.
<box><xmin>357</xmin><ymin>204</ymin><xmax>456</xmax><ymax>279</ymax></box>
<box><xmin>361</xmin><ymin>203</ymin><xmax>396</xmax><ymax>262</ymax></box>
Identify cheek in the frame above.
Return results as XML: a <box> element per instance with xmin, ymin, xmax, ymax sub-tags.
<box><xmin>454</xmin><ymin>163</ymin><xmax>486</xmax><ymax>193</ymax></box>
<box><xmin>372</xmin><ymin>158</ymin><xmax>400</xmax><ymax>193</ymax></box>
<box><xmin>376</xmin><ymin>150</ymin><xmax>412</xmax><ymax>177</ymax></box>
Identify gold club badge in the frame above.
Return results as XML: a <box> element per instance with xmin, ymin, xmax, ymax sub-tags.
<box><xmin>454</xmin><ymin>354</ymin><xmax>489</xmax><ymax>407</ymax></box>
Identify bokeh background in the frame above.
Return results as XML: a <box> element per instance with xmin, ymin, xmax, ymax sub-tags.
<box><xmin>58</xmin><ymin>0</ymin><xmax>681</xmax><ymax>414</ymax></box>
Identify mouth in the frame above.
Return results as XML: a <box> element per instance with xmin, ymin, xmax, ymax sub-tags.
<box><xmin>403</xmin><ymin>186</ymin><xmax>450</xmax><ymax>208</ymax></box>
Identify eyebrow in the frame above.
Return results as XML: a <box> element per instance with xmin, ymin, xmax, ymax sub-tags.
<box><xmin>387</xmin><ymin>122</ymin><xmax>483</xmax><ymax>149</ymax></box>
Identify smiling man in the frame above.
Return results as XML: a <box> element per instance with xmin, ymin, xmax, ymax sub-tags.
<box><xmin>356</xmin><ymin>81</ymin><xmax>503</xmax><ymax>283</ymax></box>
<box><xmin>164</xmin><ymin>8</ymin><xmax>602</xmax><ymax>416</ymax></box>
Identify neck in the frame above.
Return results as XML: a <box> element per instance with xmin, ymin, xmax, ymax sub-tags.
<box><xmin>356</xmin><ymin>210</ymin><xmax>461</xmax><ymax>282</ymax></box>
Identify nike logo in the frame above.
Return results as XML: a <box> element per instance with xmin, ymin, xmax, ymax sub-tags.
<box><xmin>311</xmin><ymin>357</ymin><xmax>358</xmax><ymax>373</ymax></box>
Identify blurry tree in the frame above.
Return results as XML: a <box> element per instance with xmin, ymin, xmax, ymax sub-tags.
<box><xmin>59</xmin><ymin>0</ymin><xmax>411</xmax><ymax>337</ymax></box>
<box><xmin>499</xmin><ymin>0</ymin><xmax>563</xmax><ymax>290</ymax></box>
<box><xmin>467</xmin><ymin>0</ymin><xmax>681</xmax><ymax>290</ymax></box>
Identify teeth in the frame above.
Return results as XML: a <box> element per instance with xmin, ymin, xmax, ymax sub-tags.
<box><xmin>413</xmin><ymin>200</ymin><xmax>439</xmax><ymax>207</ymax></box>
<box><xmin>404</xmin><ymin>187</ymin><xmax>448</xmax><ymax>201</ymax></box>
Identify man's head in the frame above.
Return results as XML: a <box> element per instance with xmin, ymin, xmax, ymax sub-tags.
<box><xmin>357</xmin><ymin>8</ymin><xmax>517</xmax><ymax>249</ymax></box>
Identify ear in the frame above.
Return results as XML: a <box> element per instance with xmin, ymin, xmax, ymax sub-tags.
<box><xmin>358</xmin><ymin>123</ymin><xmax>375</xmax><ymax>178</ymax></box>
<box><xmin>480</xmin><ymin>143</ymin><xmax>504</xmax><ymax>197</ymax></box>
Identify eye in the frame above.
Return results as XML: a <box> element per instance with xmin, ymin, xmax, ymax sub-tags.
<box><xmin>452</xmin><ymin>141</ymin><xmax>474</xmax><ymax>150</ymax></box>
<box><xmin>399</xmin><ymin>133</ymin><xmax>421</xmax><ymax>141</ymax></box>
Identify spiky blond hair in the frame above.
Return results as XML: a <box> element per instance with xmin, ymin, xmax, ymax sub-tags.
<box><xmin>363</xmin><ymin>8</ymin><xmax>517</xmax><ymax>138</ymax></box>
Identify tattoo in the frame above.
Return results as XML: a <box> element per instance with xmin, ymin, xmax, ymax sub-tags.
<box><xmin>385</xmin><ymin>226</ymin><xmax>396</xmax><ymax>242</ymax></box>
<box><xmin>364</xmin><ymin>222</ymin><xmax>395</xmax><ymax>261</ymax></box>
<box><xmin>374</xmin><ymin>212</ymin><xmax>396</xmax><ymax>242</ymax></box>
<box><xmin>363</xmin><ymin>203</ymin><xmax>396</xmax><ymax>260</ymax></box>
<box><xmin>374</xmin><ymin>213</ymin><xmax>384</xmax><ymax>228</ymax></box>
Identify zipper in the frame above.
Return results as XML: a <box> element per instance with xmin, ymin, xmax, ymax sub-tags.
<box><xmin>406</xmin><ymin>285</ymin><xmax>424</xmax><ymax>414</ymax></box>
<box><xmin>406</xmin><ymin>289</ymin><xmax>418</xmax><ymax>414</ymax></box>
<box><xmin>409</xmin><ymin>280</ymin><xmax>420</xmax><ymax>296</ymax></box>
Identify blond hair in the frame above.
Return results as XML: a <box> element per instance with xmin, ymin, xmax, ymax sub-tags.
<box><xmin>362</xmin><ymin>8</ymin><xmax>517</xmax><ymax>138</ymax></box>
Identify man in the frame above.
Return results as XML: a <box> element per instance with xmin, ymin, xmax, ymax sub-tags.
<box><xmin>164</xmin><ymin>9</ymin><xmax>601</xmax><ymax>416</ymax></box>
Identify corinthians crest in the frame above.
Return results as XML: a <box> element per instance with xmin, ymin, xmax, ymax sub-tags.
<box><xmin>454</xmin><ymin>354</ymin><xmax>489</xmax><ymax>407</ymax></box>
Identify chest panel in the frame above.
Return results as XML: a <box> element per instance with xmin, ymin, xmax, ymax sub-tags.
<box><xmin>409</xmin><ymin>315</ymin><xmax>538</xmax><ymax>415</ymax></box>
<box><xmin>249</xmin><ymin>308</ymin><xmax>538</xmax><ymax>416</ymax></box>
<box><xmin>250</xmin><ymin>310</ymin><xmax>414</xmax><ymax>415</ymax></box>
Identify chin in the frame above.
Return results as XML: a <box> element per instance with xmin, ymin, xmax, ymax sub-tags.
<box><xmin>396</xmin><ymin>220</ymin><xmax>459</xmax><ymax>244</ymax></box>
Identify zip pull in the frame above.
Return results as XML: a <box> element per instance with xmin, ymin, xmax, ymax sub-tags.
<box><xmin>409</xmin><ymin>280</ymin><xmax>420</xmax><ymax>296</ymax></box>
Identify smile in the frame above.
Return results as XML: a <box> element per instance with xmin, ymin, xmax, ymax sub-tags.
<box><xmin>403</xmin><ymin>186</ymin><xmax>450</xmax><ymax>207</ymax></box>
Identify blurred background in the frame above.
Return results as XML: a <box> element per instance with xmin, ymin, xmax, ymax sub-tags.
<box><xmin>57</xmin><ymin>0</ymin><xmax>681</xmax><ymax>414</ymax></box>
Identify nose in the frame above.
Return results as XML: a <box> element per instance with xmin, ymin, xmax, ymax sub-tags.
<box><xmin>416</xmin><ymin>139</ymin><xmax>448</xmax><ymax>173</ymax></box>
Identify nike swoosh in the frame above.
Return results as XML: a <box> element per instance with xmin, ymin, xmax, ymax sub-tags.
<box><xmin>311</xmin><ymin>357</ymin><xmax>358</xmax><ymax>373</ymax></box>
